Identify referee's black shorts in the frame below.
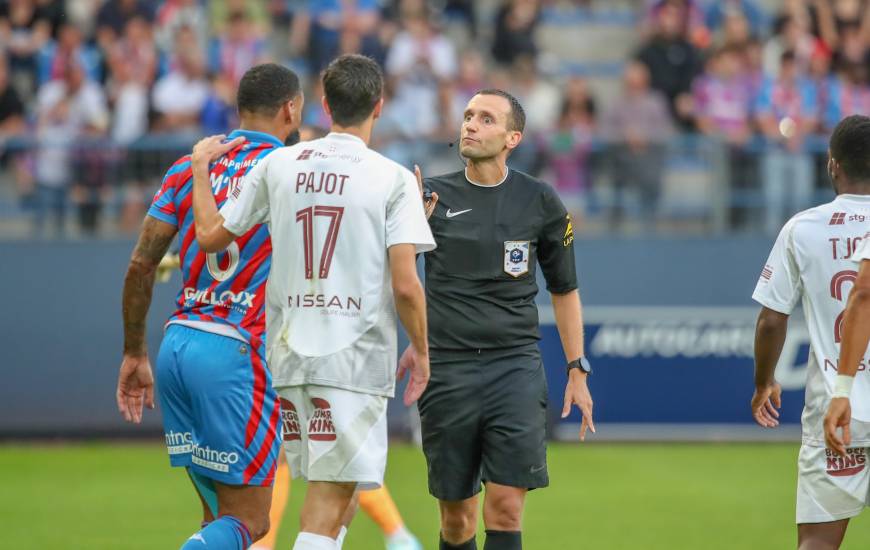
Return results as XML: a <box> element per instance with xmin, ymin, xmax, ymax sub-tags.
<box><xmin>417</xmin><ymin>343</ymin><xmax>549</xmax><ymax>501</ymax></box>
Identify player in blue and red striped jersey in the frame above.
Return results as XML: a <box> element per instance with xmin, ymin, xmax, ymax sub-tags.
<box><xmin>116</xmin><ymin>63</ymin><xmax>303</xmax><ymax>550</ymax></box>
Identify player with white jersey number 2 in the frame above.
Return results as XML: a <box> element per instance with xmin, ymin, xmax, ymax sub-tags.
<box><xmin>189</xmin><ymin>55</ymin><xmax>435</xmax><ymax>550</ymax></box>
<box><xmin>751</xmin><ymin>115</ymin><xmax>870</xmax><ymax>549</ymax></box>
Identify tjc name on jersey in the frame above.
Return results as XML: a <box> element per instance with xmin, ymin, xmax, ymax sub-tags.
<box><xmin>829</xmin><ymin>236</ymin><xmax>864</xmax><ymax>260</ymax></box>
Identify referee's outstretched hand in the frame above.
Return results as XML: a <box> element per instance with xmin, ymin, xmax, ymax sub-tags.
<box><xmin>562</xmin><ymin>370</ymin><xmax>595</xmax><ymax>441</ymax></box>
<box><xmin>414</xmin><ymin>164</ymin><xmax>438</xmax><ymax>219</ymax></box>
<box><xmin>117</xmin><ymin>354</ymin><xmax>155</xmax><ymax>424</ymax></box>
<box><xmin>398</xmin><ymin>344</ymin><xmax>430</xmax><ymax>406</ymax></box>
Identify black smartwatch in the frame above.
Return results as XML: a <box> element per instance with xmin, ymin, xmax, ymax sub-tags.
<box><xmin>567</xmin><ymin>357</ymin><xmax>592</xmax><ymax>376</ymax></box>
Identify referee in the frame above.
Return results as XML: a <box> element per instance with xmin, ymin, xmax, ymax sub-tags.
<box><xmin>400</xmin><ymin>89</ymin><xmax>594</xmax><ymax>550</ymax></box>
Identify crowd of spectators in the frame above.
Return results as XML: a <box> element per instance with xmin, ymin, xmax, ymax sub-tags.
<box><xmin>0</xmin><ymin>0</ymin><xmax>869</xmax><ymax>237</ymax></box>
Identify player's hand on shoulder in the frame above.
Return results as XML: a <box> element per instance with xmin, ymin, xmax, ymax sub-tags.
<box><xmin>117</xmin><ymin>354</ymin><xmax>155</xmax><ymax>424</ymax></box>
<box><xmin>562</xmin><ymin>370</ymin><xmax>595</xmax><ymax>441</ymax></box>
<box><xmin>414</xmin><ymin>164</ymin><xmax>438</xmax><ymax>219</ymax></box>
<box><xmin>750</xmin><ymin>382</ymin><xmax>782</xmax><ymax>428</ymax></box>
<box><xmin>192</xmin><ymin>134</ymin><xmax>245</xmax><ymax>168</ymax></box>
<box><xmin>824</xmin><ymin>397</ymin><xmax>851</xmax><ymax>457</ymax></box>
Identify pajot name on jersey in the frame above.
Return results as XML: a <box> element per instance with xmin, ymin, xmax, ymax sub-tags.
<box><xmin>504</xmin><ymin>241</ymin><xmax>530</xmax><ymax>277</ymax></box>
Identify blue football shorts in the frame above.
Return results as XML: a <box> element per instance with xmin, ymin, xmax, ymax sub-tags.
<box><xmin>155</xmin><ymin>324</ymin><xmax>281</xmax><ymax>486</ymax></box>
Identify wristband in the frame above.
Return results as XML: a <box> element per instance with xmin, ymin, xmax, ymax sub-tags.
<box><xmin>832</xmin><ymin>374</ymin><xmax>854</xmax><ymax>399</ymax></box>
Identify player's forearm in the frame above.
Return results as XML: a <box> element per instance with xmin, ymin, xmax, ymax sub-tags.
<box><xmin>837</xmin><ymin>285</ymin><xmax>870</xmax><ymax>378</ymax></box>
<box><xmin>122</xmin><ymin>260</ymin><xmax>157</xmax><ymax>356</ymax></box>
<box><xmin>191</xmin><ymin>161</ymin><xmax>229</xmax><ymax>252</ymax></box>
<box><xmin>122</xmin><ymin>217</ymin><xmax>176</xmax><ymax>356</ymax></box>
<box><xmin>394</xmin><ymin>281</ymin><xmax>428</xmax><ymax>355</ymax></box>
<box><xmin>551</xmin><ymin>289</ymin><xmax>585</xmax><ymax>361</ymax></box>
<box><xmin>753</xmin><ymin>307</ymin><xmax>789</xmax><ymax>387</ymax></box>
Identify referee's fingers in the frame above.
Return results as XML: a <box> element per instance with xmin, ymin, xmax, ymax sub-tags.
<box><xmin>583</xmin><ymin>404</ymin><xmax>596</xmax><ymax>435</ymax></box>
<box><xmin>580</xmin><ymin>417</ymin><xmax>588</xmax><ymax>441</ymax></box>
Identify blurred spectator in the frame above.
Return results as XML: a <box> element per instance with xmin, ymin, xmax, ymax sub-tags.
<box><xmin>823</xmin><ymin>61</ymin><xmax>870</xmax><ymax>131</ymax></box>
<box><xmin>509</xmin><ymin>55</ymin><xmax>560</xmax><ymax>174</ymax></box>
<box><xmin>693</xmin><ymin>45</ymin><xmax>755</xmax><ymax>227</ymax></box>
<box><xmin>209</xmin><ymin>10</ymin><xmax>269</xmax><ymax>85</ymax></box>
<box><xmin>705</xmin><ymin>0</ymin><xmax>767</xmax><ymax>37</ymax></box>
<box><xmin>34</xmin><ymin>60</ymin><xmax>108</xmax><ymax>237</ymax></box>
<box><xmin>155</xmin><ymin>0</ymin><xmax>208</xmax><ymax>55</ymax></box>
<box><xmin>445</xmin><ymin>50</ymin><xmax>487</xmax><ymax>132</ymax></box>
<box><xmin>152</xmin><ymin>30</ymin><xmax>208</xmax><ymax>134</ymax></box>
<box><xmin>95</xmin><ymin>0</ymin><xmax>153</xmax><ymax>53</ymax></box>
<box><xmin>384</xmin><ymin>4</ymin><xmax>457</xmax><ymax>162</ymax></box>
<box><xmin>755</xmin><ymin>51</ymin><xmax>819</xmax><ymax>234</ymax></box>
<box><xmin>290</xmin><ymin>0</ymin><xmax>383</xmax><ymax>74</ymax></box>
<box><xmin>831</xmin><ymin>21</ymin><xmax>870</xmax><ymax>72</ymax></box>
<box><xmin>539</xmin><ymin>77</ymin><xmax>595</xmax><ymax>218</ymax></box>
<box><xmin>37</xmin><ymin>22</ymin><xmax>101</xmax><ymax>85</ymax></box>
<box><xmin>106</xmin><ymin>51</ymin><xmax>148</xmax><ymax>146</ymax></box>
<box><xmin>0</xmin><ymin>53</ymin><xmax>31</xmax><ymax>211</ymax></box>
<box><xmin>601</xmin><ymin>61</ymin><xmax>673</xmax><ymax>230</ymax></box>
<box><xmin>717</xmin><ymin>10</ymin><xmax>753</xmax><ymax>49</ymax></box>
<box><xmin>0</xmin><ymin>53</ymin><xmax>25</xmax><ymax>135</ymax></box>
<box><xmin>807</xmin><ymin>41</ymin><xmax>835</xmax><ymax>125</ymax></box>
<box><xmin>302</xmin><ymin>76</ymin><xmax>330</xmax><ymax>129</ymax></box>
<box><xmin>635</xmin><ymin>1</ymin><xmax>702</xmax><ymax>129</ymax></box>
<box><xmin>642</xmin><ymin>0</ymin><xmax>709</xmax><ymax>49</ymax></box>
<box><xmin>491</xmin><ymin>0</ymin><xmax>540</xmax><ymax>66</ymax></box>
<box><xmin>201</xmin><ymin>73</ymin><xmax>238</xmax><ymax>135</ymax></box>
<box><xmin>0</xmin><ymin>0</ymin><xmax>52</xmax><ymax>93</ymax></box>
<box><xmin>209</xmin><ymin>0</ymin><xmax>269</xmax><ymax>36</ymax></box>
<box><xmin>111</xmin><ymin>16</ymin><xmax>158</xmax><ymax>87</ymax></box>
<box><xmin>763</xmin><ymin>14</ymin><xmax>817</xmax><ymax>77</ymax></box>
<box><xmin>694</xmin><ymin>45</ymin><xmax>754</xmax><ymax>146</ymax></box>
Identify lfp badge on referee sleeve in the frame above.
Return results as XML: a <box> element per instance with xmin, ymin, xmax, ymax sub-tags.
<box><xmin>504</xmin><ymin>241</ymin><xmax>530</xmax><ymax>277</ymax></box>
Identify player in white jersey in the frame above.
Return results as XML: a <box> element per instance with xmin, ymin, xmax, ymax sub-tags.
<box><xmin>751</xmin><ymin>115</ymin><xmax>870</xmax><ymax>549</ymax></box>
<box><xmin>190</xmin><ymin>55</ymin><xmax>435</xmax><ymax>550</ymax></box>
<box><xmin>825</xmin><ymin>231</ymin><xmax>870</xmax><ymax>456</ymax></box>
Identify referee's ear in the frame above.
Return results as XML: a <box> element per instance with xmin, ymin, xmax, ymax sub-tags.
<box><xmin>505</xmin><ymin>130</ymin><xmax>523</xmax><ymax>153</ymax></box>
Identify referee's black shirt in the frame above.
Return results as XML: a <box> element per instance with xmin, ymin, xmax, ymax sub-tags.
<box><xmin>423</xmin><ymin>168</ymin><xmax>578</xmax><ymax>351</ymax></box>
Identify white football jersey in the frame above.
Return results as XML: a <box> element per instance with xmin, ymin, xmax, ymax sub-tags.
<box><xmin>221</xmin><ymin>132</ymin><xmax>436</xmax><ymax>396</ymax></box>
<box><xmin>753</xmin><ymin>194</ymin><xmax>870</xmax><ymax>446</ymax></box>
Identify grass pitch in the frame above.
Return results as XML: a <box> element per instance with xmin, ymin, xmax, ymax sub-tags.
<box><xmin>2</xmin><ymin>442</ymin><xmax>869</xmax><ymax>549</ymax></box>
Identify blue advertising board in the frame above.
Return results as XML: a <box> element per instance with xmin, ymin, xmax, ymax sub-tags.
<box><xmin>538</xmin><ymin>306</ymin><xmax>808</xmax><ymax>440</ymax></box>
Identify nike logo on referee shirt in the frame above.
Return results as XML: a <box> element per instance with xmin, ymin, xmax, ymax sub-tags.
<box><xmin>446</xmin><ymin>208</ymin><xmax>472</xmax><ymax>218</ymax></box>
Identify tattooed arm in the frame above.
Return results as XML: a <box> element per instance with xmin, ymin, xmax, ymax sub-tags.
<box><xmin>117</xmin><ymin>216</ymin><xmax>177</xmax><ymax>423</ymax></box>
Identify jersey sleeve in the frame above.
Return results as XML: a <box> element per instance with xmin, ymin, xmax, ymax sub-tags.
<box><xmin>385</xmin><ymin>168</ymin><xmax>436</xmax><ymax>253</ymax></box>
<box><xmin>752</xmin><ymin>220</ymin><xmax>802</xmax><ymax>314</ymax></box>
<box><xmin>538</xmin><ymin>186</ymin><xmax>578</xmax><ymax>294</ymax></box>
<box><xmin>220</xmin><ymin>154</ymin><xmax>271</xmax><ymax>236</ymax></box>
<box><xmin>146</xmin><ymin>156</ymin><xmax>190</xmax><ymax>227</ymax></box>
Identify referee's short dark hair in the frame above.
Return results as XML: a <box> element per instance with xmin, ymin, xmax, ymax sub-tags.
<box><xmin>830</xmin><ymin>114</ymin><xmax>870</xmax><ymax>183</ymax></box>
<box><xmin>237</xmin><ymin>63</ymin><xmax>301</xmax><ymax>117</ymax></box>
<box><xmin>322</xmin><ymin>54</ymin><xmax>383</xmax><ymax>127</ymax></box>
<box><xmin>475</xmin><ymin>88</ymin><xmax>526</xmax><ymax>133</ymax></box>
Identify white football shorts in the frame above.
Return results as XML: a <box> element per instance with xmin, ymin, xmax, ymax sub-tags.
<box><xmin>276</xmin><ymin>384</ymin><xmax>388</xmax><ymax>489</ymax></box>
<box><xmin>796</xmin><ymin>444</ymin><xmax>870</xmax><ymax>524</ymax></box>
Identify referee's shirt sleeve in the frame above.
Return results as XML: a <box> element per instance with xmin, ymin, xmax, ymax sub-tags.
<box><xmin>538</xmin><ymin>186</ymin><xmax>578</xmax><ymax>294</ymax></box>
<box><xmin>220</xmin><ymin>153</ymin><xmax>271</xmax><ymax>236</ymax></box>
<box><xmin>386</xmin><ymin>168</ymin><xmax>436</xmax><ymax>253</ymax></box>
